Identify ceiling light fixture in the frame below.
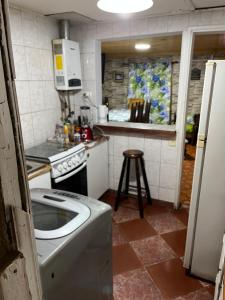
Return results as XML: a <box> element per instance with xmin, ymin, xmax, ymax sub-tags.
<box><xmin>97</xmin><ymin>0</ymin><xmax>153</xmax><ymax>14</ymax></box>
<box><xmin>135</xmin><ymin>43</ymin><xmax>151</xmax><ymax>50</ymax></box>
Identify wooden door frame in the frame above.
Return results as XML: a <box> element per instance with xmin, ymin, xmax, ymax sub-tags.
<box><xmin>0</xmin><ymin>0</ymin><xmax>42</xmax><ymax>298</ymax></box>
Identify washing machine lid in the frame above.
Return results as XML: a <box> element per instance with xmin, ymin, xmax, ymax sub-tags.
<box><xmin>31</xmin><ymin>191</ymin><xmax>91</xmax><ymax>240</ymax></box>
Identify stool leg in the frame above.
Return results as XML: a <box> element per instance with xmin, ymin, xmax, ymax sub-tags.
<box><xmin>124</xmin><ymin>158</ymin><xmax>130</xmax><ymax>195</ymax></box>
<box><xmin>115</xmin><ymin>157</ymin><xmax>127</xmax><ymax>211</ymax></box>
<box><xmin>140</xmin><ymin>157</ymin><xmax>152</xmax><ymax>205</ymax></box>
<box><xmin>135</xmin><ymin>158</ymin><xmax>144</xmax><ymax>218</ymax></box>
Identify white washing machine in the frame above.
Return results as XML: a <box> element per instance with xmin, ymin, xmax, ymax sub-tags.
<box><xmin>30</xmin><ymin>188</ymin><xmax>112</xmax><ymax>300</ymax></box>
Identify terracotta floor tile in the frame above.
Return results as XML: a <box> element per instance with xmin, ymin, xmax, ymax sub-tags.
<box><xmin>119</xmin><ymin>219</ymin><xmax>157</xmax><ymax>242</ymax></box>
<box><xmin>161</xmin><ymin>229</ymin><xmax>187</xmax><ymax>258</ymax></box>
<box><xmin>130</xmin><ymin>235</ymin><xmax>176</xmax><ymax>266</ymax></box>
<box><xmin>113</xmin><ymin>268</ymin><xmax>162</xmax><ymax>300</ymax></box>
<box><xmin>174</xmin><ymin>288</ymin><xmax>213</xmax><ymax>300</ymax></box>
<box><xmin>113</xmin><ymin>206</ymin><xmax>140</xmax><ymax>223</ymax></box>
<box><xmin>146</xmin><ymin>212</ymin><xmax>186</xmax><ymax>234</ymax></box>
<box><xmin>112</xmin><ymin>224</ymin><xmax>128</xmax><ymax>246</ymax></box>
<box><xmin>147</xmin><ymin>258</ymin><xmax>202</xmax><ymax>299</ymax></box>
<box><xmin>171</xmin><ymin>209</ymin><xmax>189</xmax><ymax>226</ymax></box>
<box><xmin>144</xmin><ymin>202</ymin><xmax>170</xmax><ymax>216</ymax></box>
<box><xmin>112</xmin><ymin>244</ymin><xmax>142</xmax><ymax>275</ymax></box>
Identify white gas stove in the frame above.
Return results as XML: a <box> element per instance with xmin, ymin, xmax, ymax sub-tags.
<box><xmin>26</xmin><ymin>142</ymin><xmax>87</xmax><ymax>195</ymax></box>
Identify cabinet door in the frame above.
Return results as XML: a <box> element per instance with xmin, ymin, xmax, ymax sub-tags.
<box><xmin>87</xmin><ymin>141</ymin><xmax>109</xmax><ymax>199</ymax></box>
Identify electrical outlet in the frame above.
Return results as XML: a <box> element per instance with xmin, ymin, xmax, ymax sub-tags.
<box><xmin>83</xmin><ymin>91</ymin><xmax>92</xmax><ymax>98</ymax></box>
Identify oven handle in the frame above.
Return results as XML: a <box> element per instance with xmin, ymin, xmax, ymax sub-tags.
<box><xmin>54</xmin><ymin>162</ymin><xmax>87</xmax><ymax>184</ymax></box>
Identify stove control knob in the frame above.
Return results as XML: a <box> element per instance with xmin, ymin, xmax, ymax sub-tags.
<box><xmin>57</xmin><ymin>164</ymin><xmax>63</xmax><ymax>172</ymax></box>
<box><xmin>75</xmin><ymin>157</ymin><xmax>80</xmax><ymax>164</ymax></box>
<box><xmin>68</xmin><ymin>160</ymin><xmax>73</xmax><ymax>167</ymax></box>
<box><xmin>63</xmin><ymin>162</ymin><xmax>68</xmax><ymax>169</ymax></box>
<box><xmin>72</xmin><ymin>157</ymin><xmax>76</xmax><ymax>165</ymax></box>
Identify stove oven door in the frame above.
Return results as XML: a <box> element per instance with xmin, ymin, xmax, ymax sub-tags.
<box><xmin>52</xmin><ymin>162</ymin><xmax>88</xmax><ymax>196</ymax></box>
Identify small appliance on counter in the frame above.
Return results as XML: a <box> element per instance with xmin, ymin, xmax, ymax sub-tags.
<box><xmin>80</xmin><ymin>106</ymin><xmax>93</xmax><ymax>142</ymax></box>
<box><xmin>98</xmin><ymin>105</ymin><xmax>108</xmax><ymax>124</ymax></box>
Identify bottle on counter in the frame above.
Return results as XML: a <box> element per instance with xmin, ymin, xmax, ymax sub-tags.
<box><xmin>63</xmin><ymin>124</ymin><xmax>70</xmax><ymax>145</ymax></box>
<box><xmin>74</xmin><ymin>126</ymin><xmax>81</xmax><ymax>143</ymax></box>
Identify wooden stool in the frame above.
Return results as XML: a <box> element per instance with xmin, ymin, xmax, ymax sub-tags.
<box><xmin>114</xmin><ymin>150</ymin><xmax>152</xmax><ymax>218</ymax></box>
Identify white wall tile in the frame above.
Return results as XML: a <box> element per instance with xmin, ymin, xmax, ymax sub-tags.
<box><xmin>36</xmin><ymin>16</ymin><xmax>58</xmax><ymax>50</ymax></box>
<box><xmin>43</xmin><ymin>81</ymin><xmax>60</xmax><ymax>110</ymax></box>
<box><xmin>113</xmin><ymin>21</ymin><xmax>130</xmax><ymax>37</ymax></box>
<box><xmin>150</xmin><ymin>185</ymin><xmax>159</xmax><ymax>200</ymax></box>
<box><xmin>81</xmin><ymin>53</ymin><xmax>96</xmax><ymax>81</ymax></box>
<box><xmin>40</xmin><ymin>50</ymin><xmax>54</xmax><ymax>80</ymax></box>
<box><xmin>130</xmin><ymin>18</ymin><xmax>148</xmax><ymax>36</ymax></box>
<box><xmin>15</xmin><ymin>81</ymin><xmax>31</xmax><ymax>114</ymax></box>
<box><xmin>144</xmin><ymin>138</ymin><xmax>161</xmax><ymax>163</ymax></box>
<box><xmin>29</xmin><ymin>81</ymin><xmax>45</xmax><ymax>112</ymax></box>
<box><xmin>159</xmin><ymin>187</ymin><xmax>175</xmax><ymax>203</ymax></box>
<box><xmin>167</xmin><ymin>14</ymin><xmax>189</xmax><ymax>32</ymax></box>
<box><xmin>96</xmin><ymin>22</ymin><xmax>113</xmax><ymax>39</ymax></box>
<box><xmin>12</xmin><ymin>45</ymin><xmax>28</xmax><ymax>80</ymax></box>
<box><xmin>211</xmin><ymin>10</ymin><xmax>225</xmax><ymax>25</ymax></box>
<box><xmin>188</xmin><ymin>11</ymin><xmax>201</xmax><ymax>27</ymax></box>
<box><xmin>108</xmin><ymin>135</ymin><xmax>114</xmax><ymax>156</ymax></box>
<box><xmin>25</xmin><ymin>47</ymin><xmax>42</xmax><ymax>80</ymax></box>
<box><xmin>20</xmin><ymin>114</ymin><xmax>34</xmax><ymax>149</ymax></box>
<box><xmin>21</xmin><ymin>11</ymin><xmax>38</xmax><ymax>48</ymax></box>
<box><xmin>113</xmin><ymin>156</ymin><xmax>124</xmax><ymax>180</ymax></box>
<box><xmin>10</xmin><ymin>7</ymin><xmax>60</xmax><ymax>149</ymax></box>
<box><xmin>128</xmin><ymin>134</ymin><xmax>144</xmax><ymax>151</ymax></box>
<box><xmin>160</xmin><ymin>164</ymin><xmax>177</xmax><ymax>189</ymax></box>
<box><xmin>161</xmin><ymin>140</ymin><xmax>177</xmax><ymax>165</ymax></box>
<box><xmin>113</xmin><ymin>135</ymin><xmax>129</xmax><ymax>157</ymax></box>
<box><xmin>10</xmin><ymin>8</ymin><xmax>23</xmax><ymax>45</ymax></box>
<box><xmin>145</xmin><ymin>161</ymin><xmax>160</xmax><ymax>187</ymax></box>
<box><xmin>147</xmin><ymin>16</ymin><xmax>168</xmax><ymax>34</ymax></box>
<box><xmin>198</xmin><ymin>11</ymin><xmax>213</xmax><ymax>26</ymax></box>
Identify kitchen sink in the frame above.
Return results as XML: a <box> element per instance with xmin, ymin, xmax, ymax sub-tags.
<box><xmin>26</xmin><ymin>164</ymin><xmax>33</xmax><ymax>171</ymax></box>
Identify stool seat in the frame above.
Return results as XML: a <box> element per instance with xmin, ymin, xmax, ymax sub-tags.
<box><xmin>115</xmin><ymin>149</ymin><xmax>152</xmax><ymax>218</ymax></box>
<box><xmin>123</xmin><ymin>149</ymin><xmax>144</xmax><ymax>158</ymax></box>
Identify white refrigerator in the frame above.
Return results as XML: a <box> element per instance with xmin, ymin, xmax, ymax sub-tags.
<box><xmin>184</xmin><ymin>60</ymin><xmax>225</xmax><ymax>281</ymax></box>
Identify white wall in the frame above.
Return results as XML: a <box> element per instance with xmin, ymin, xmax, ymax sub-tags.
<box><xmin>70</xmin><ymin>9</ymin><xmax>225</xmax><ymax>204</ymax></box>
<box><xmin>9</xmin><ymin>6</ymin><xmax>61</xmax><ymax>149</ymax></box>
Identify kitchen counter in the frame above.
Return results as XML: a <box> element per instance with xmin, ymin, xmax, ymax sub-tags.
<box><xmin>94</xmin><ymin>122</ymin><xmax>176</xmax><ymax>139</ymax></box>
<box><xmin>84</xmin><ymin>135</ymin><xmax>109</xmax><ymax>150</ymax></box>
<box><xmin>26</xmin><ymin>160</ymin><xmax>51</xmax><ymax>181</ymax></box>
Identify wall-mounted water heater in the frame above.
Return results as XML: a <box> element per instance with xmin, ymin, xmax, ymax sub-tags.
<box><xmin>53</xmin><ymin>39</ymin><xmax>82</xmax><ymax>91</ymax></box>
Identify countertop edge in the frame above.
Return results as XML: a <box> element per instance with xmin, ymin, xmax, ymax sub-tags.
<box><xmin>94</xmin><ymin>123</ymin><xmax>176</xmax><ymax>139</ymax></box>
<box><xmin>28</xmin><ymin>164</ymin><xmax>51</xmax><ymax>181</ymax></box>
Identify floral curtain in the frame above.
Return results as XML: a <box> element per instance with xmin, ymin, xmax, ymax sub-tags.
<box><xmin>128</xmin><ymin>61</ymin><xmax>172</xmax><ymax>124</ymax></box>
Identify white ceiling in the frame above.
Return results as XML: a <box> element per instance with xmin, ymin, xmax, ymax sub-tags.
<box><xmin>10</xmin><ymin>0</ymin><xmax>225</xmax><ymax>23</ymax></box>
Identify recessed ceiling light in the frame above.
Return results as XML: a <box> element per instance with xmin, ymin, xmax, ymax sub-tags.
<box><xmin>135</xmin><ymin>43</ymin><xmax>151</xmax><ymax>50</ymax></box>
<box><xmin>97</xmin><ymin>0</ymin><xmax>153</xmax><ymax>14</ymax></box>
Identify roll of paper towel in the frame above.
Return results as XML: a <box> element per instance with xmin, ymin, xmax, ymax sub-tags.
<box><xmin>98</xmin><ymin>105</ymin><xmax>108</xmax><ymax>123</ymax></box>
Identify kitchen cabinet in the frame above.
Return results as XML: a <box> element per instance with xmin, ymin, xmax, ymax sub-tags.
<box><xmin>29</xmin><ymin>172</ymin><xmax>51</xmax><ymax>190</ymax></box>
<box><xmin>87</xmin><ymin>140</ymin><xmax>109</xmax><ymax>199</ymax></box>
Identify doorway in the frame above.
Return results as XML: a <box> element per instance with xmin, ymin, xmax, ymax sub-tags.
<box><xmin>180</xmin><ymin>32</ymin><xmax>225</xmax><ymax>206</ymax></box>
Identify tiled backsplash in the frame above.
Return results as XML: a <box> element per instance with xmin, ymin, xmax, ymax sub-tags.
<box><xmin>10</xmin><ymin>6</ymin><xmax>61</xmax><ymax>149</ymax></box>
<box><xmin>108</xmin><ymin>134</ymin><xmax>177</xmax><ymax>203</ymax></box>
